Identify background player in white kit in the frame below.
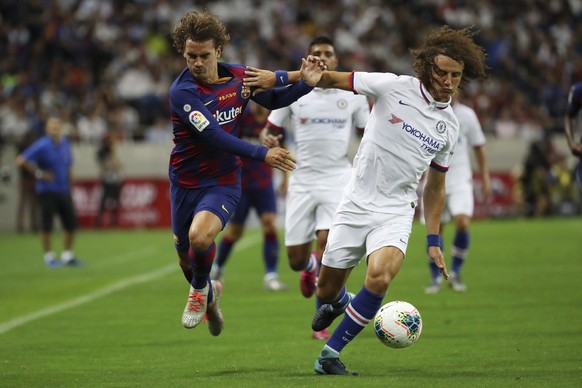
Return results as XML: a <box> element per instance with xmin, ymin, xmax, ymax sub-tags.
<box><xmin>424</xmin><ymin>96</ymin><xmax>491</xmax><ymax>294</ymax></box>
<box><xmin>261</xmin><ymin>36</ymin><xmax>370</xmax><ymax>340</ymax></box>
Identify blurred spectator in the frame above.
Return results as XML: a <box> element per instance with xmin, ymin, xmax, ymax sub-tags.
<box><xmin>520</xmin><ymin>133</ymin><xmax>564</xmax><ymax>217</ymax></box>
<box><xmin>95</xmin><ymin>133</ymin><xmax>123</xmax><ymax>228</ymax></box>
<box><xmin>0</xmin><ymin>0</ymin><xmax>580</xmax><ymax>146</ymax></box>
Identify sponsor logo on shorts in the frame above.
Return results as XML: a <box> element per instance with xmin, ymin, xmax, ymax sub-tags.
<box><xmin>221</xmin><ymin>204</ymin><xmax>229</xmax><ymax>214</ymax></box>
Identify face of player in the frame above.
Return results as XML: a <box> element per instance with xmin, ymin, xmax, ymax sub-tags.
<box><xmin>183</xmin><ymin>39</ymin><xmax>222</xmax><ymax>84</ymax></box>
<box><xmin>308</xmin><ymin>43</ymin><xmax>338</xmax><ymax>71</ymax></box>
<box><xmin>45</xmin><ymin>117</ymin><xmax>62</xmax><ymax>141</ymax></box>
<box><xmin>429</xmin><ymin>54</ymin><xmax>464</xmax><ymax>102</ymax></box>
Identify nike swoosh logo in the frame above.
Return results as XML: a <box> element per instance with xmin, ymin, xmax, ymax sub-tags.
<box><xmin>279</xmin><ymin>76</ymin><xmax>284</xmax><ymax>84</ymax></box>
<box><xmin>399</xmin><ymin>100</ymin><xmax>413</xmax><ymax>107</ymax></box>
<box><xmin>204</xmin><ymin>100</ymin><xmax>213</xmax><ymax>106</ymax></box>
<box><xmin>221</xmin><ymin>204</ymin><xmax>229</xmax><ymax>214</ymax></box>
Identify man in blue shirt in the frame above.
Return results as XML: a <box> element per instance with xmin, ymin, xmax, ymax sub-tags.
<box><xmin>16</xmin><ymin>116</ymin><xmax>80</xmax><ymax>268</ymax></box>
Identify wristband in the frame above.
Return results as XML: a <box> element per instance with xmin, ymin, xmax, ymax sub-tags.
<box><xmin>274</xmin><ymin>70</ymin><xmax>289</xmax><ymax>87</ymax></box>
<box><xmin>427</xmin><ymin>234</ymin><xmax>441</xmax><ymax>247</ymax></box>
<box><xmin>34</xmin><ymin>169</ymin><xmax>43</xmax><ymax>179</ymax></box>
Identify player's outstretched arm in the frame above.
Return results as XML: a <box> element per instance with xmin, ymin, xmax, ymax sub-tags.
<box><xmin>244</xmin><ymin>55</ymin><xmax>325</xmax><ymax>90</ymax></box>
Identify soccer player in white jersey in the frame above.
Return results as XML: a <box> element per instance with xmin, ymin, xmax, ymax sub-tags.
<box><xmin>423</xmin><ymin>97</ymin><xmax>491</xmax><ymax>294</ymax></box>
<box><xmin>262</xmin><ymin>36</ymin><xmax>370</xmax><ymax>340</ymax></box>
<box><xmin>245</xmin><ymin>26</ymin><xmax>488</xmax><ymax>375</ymax></box>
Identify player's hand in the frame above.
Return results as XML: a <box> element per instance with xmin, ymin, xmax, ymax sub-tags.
<box><xmin>265</xmin><ymin>147</ymin><xmax>296</xmax><ymax>172</ymax></box>
<box><xmin>300</xmin><ymin>55</ymin><xmax>326</xmax><ymax>87</ymax></box>
<box><xmin>261</xmin><ymin>133</ymin><xmax>281</xmax><ymax>148</ymax></box>
<box><xmin>243</xmin><ymin>66</ymin><xmax>275</xmax><ymax>93</ymax></box>
<box><xmin>428</xmin><ymin>246</ymin><xmax>449</xmax><ymax>280</ymax></box>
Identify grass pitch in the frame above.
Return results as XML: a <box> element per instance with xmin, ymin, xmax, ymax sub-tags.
<box><xmin>0</xmin><ymin>217</ymin><xmax>581</xmax><ymax>387</ymax></box>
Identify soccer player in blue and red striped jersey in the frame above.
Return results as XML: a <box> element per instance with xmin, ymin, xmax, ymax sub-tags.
<box><xmin>169</xmin><ymin>10</ymin><xmax>323</xmax><ymax>335</ymax></box>
<box><xmin>211</xmin><ymin>102</ymin><xmax>288</xmax><ymax>291</ymax></box>
<box><xmin>565</xmin><ymin>81</ymin><xmax>582</xmax><ymax>190</ymax></box>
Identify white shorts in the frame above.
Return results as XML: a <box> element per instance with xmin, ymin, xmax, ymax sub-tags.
<box><xmin>284</xmin><ymin>188</ymin><xmax>343</xmax><ymax>246</ymax></box>
<box><xmin>441</xmin><ymin>184</ymin><xmax>474</xmax><ymax>222</ymax></box>
<box><xmin>322</xmin><ymin>196</ymin><xmax>414</xmax><ymax>269</ymax></box>
<box><xmin>419</xmin><ymin>183</ymin><xmax>474</xmax><ymax>224</ymax></box>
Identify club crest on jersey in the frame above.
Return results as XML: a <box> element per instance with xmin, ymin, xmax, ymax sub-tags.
<box><xmin>436</xmin><ymin>120</ymin><xmax>446</xmax><ymax>134</ymax></box>
<box><xmin>183</xmin><ymin>104</ymin><xmax>191</xmax><ymax>112</ymax></box>
<box><xmin>189</xmin><ymin>111</ymin><xmax>210</xmax><ymax>132</ymax></box>
<box><xmin>337</xmin><ymin>99</ymin><xmax>348</xmax><ymax>109</ymax></box>
<box><xmin>241</xmin><ymin>86</ymin><xmax>251</xmax><ymax>99</ymax></box>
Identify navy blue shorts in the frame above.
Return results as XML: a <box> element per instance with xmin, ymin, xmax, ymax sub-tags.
<box><xmin>230</xmin><ymin>185</ymin><xmax>277</xmax><ymax>224</ymax></box>
<box><xmin>170</xmin><ymin>183</ymin><xmax>241</xmax><ymax>252</ymax></box>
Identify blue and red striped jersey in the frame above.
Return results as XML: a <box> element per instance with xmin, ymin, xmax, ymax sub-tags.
<box><xmin>239</xmin><ymin>106</ymin><xmax>273</xmax><ymax>190</ymax></box>
<box><xmin>169</xmin><ymin>62</ymin><xmax>314</xmax><ymax>189</ymax></box>
<box><xmin>169</xmin><ymin>63</ymin><xmax>263</xmax><ymax>188</ymax></box>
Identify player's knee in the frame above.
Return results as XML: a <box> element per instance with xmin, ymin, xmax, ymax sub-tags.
<box><xmin>365</xmin><ymin>271</ymin><xmax>391</xmax><ymax>295</ymax></box>
<box><xmin>188</xmin><ymin>232</ymin><xmax>214</xmax><ymax>252</ymax></box>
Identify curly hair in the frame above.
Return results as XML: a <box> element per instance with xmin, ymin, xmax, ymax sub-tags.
<box><xmin>411</xmin><ymin>25</ymin><xmax>488</xmax><ymax>89</ymax></box>
<box><xmin>171</xmin><ymin>11</ymin><xmax>230</xmax><ymax>54</ymax></box>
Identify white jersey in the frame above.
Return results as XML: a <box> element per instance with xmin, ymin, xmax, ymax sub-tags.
<box><xmin>347</xmin><ymin>72</ymin><xmax>459</xmax><ymax>214</ymax></box>
<box><xmin>267</xmin><ymin>88</ymin><xmax>370</xmax><ymax>191</ymax></box>
<box><xmin>446</xmin><ymin>102</ymin><xmax>486</xmax><ymax>192</ymax></box>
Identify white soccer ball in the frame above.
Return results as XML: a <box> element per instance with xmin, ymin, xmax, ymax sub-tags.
<box><xmin>373</xmin><ymin>301</ymin><xmax>423</xmax><ymax>349</ymax></box>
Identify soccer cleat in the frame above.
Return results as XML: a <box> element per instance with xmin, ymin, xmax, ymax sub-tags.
<box><xmin>62</xmin><ymin>258</ymin><xmax>83</xmax><ymax>267</ymax></box>
<box><xmin>206</xmin><ymin>280</ymin><xmax>224</xmax><ymax>336</ymax></box>
<box><xmin>314</xmin><ymin>357</ymin><xmax>358</xmax><ymax>376</ymax></box>
<box><xmin>300</xmin><ymin>266</ymin><xmax>317</xmax><ymax>298</ymax></box>
<box><xmin>312</xmin><ymin>328</ymin><xmax>330</xmax><ymax>340</ymax></box>
<box><xmin>448</xmin><ymin>273</ymin><xmax>467</xmax><ymax>292</ymax></box>
<box><xmin>311</xmin><ymin>293</ymin><xmax>353</xmax><ymax>332</ymax></box>
<box><xmin>182</xmin><ymin>283</ymin><xmax>209</xmax><ymax>329</ymax></box>
<box><xmin>264</xmin><ymin>273</ymin><xmax>288</xmax><ymax>291</ymax></box>
<box><xmin>45</xmin><ymin>258</ymin><xmax>62</xmax><ymax>269</ymax></box>
<box><xmin>424</xmin><ymin>276</ymin><xmax>443</xmax><ymax>294</ymax></box>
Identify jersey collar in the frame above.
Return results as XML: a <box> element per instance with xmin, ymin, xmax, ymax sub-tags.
<box><xmin>420</xmin><ymin>83</ymin><xmax>451</xmax><ymax>110</ymax></box>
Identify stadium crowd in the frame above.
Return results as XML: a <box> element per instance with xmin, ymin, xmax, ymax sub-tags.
<box><xmin>0</xmin><ymin>0</ymin><xmax>581</xmax><ymax>215</ymax></box>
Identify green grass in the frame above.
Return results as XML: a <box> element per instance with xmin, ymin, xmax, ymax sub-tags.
<box><xmin>0</xmin><ymin>218</ymin><xmax>581</xmax><ymax>387</ymax></box>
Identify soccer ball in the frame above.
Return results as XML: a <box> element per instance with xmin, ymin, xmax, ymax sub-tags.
<box><xmin>373</xmin><ymin>301</ymin><xmax>422</xmax><ymax>349</ymax></box>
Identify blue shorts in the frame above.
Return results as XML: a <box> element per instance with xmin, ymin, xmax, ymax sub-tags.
<box><xmin>230</xmin><ymin>185</ymin><xmax>277</xmax><ymax>224</ymax></box>
<box><xmin>170</xmin><ymin>183</ymin><xmax>241</xmax><ymax>252</ymax></box>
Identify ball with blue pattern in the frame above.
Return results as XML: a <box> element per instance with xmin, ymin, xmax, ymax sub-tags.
<box><xmin>373</xmin><ymin>301</ymin><xmax>423</xmax><ymax>349</ymax></box>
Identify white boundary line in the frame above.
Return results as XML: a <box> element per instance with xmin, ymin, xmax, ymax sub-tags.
<box><xmin>0</xmin><ymin>232</ymin><xmax>262</xmax><ymax>335</ymax></box>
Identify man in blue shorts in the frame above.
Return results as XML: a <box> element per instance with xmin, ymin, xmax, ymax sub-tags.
<box><xmin>169</xmin><ymin>10</ymin><xmax>323</xmax><ymax>336</ymax></box>
<box><xmin>565</xmin><ymin>81</ymin><xmax>582</xmax><ymax>190</ymax></box>
<box><xmin>16</xmin><ymin>116</ymin><xmax>80</xmax><ymax>268</ymax></box>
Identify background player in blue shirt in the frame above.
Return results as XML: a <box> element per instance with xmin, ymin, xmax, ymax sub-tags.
<box><xmin>565</xmin><ymin>81</ymin><xmax>582</xmax><ymax>190</ymax></box>
<box><xmin>169</xmin><ymin>10</ymin><xmax>323</xmax><ymax>335</ymax></box>
<box><xmin>16</xmin><ymin>116</ymin><xmax>80</xmax><ymax>268</ymax></box>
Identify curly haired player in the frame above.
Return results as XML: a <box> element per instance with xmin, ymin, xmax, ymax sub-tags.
<box><xmin>246</xmin><ymin>25</ymin><xmax>488</xmax><ymax>375</ymax></box>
